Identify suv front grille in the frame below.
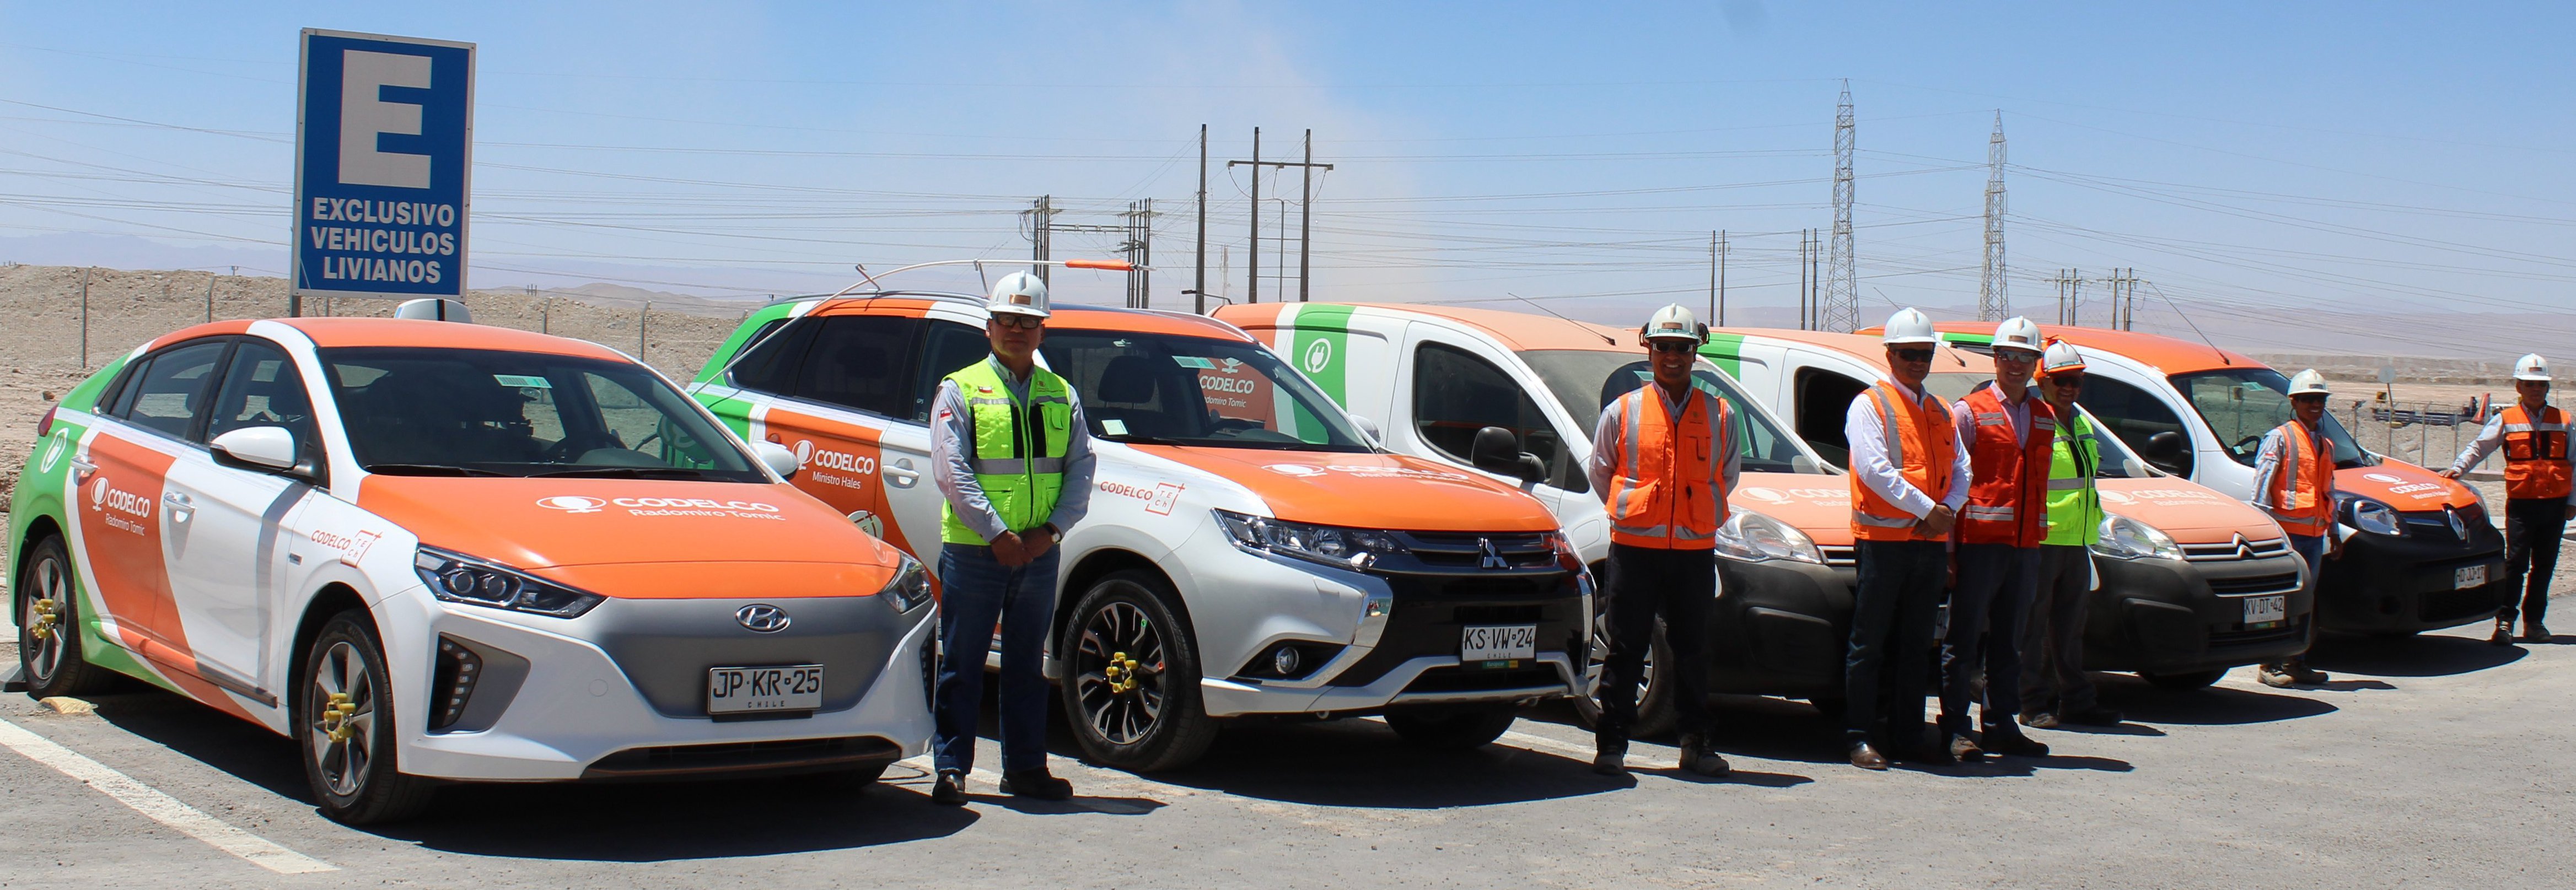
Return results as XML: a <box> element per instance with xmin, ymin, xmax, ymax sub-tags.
<box><xmin>1400</xmin><ymin>532</ymin><xmax>1558</xmax><ymax>572</ymax></box>
<box><xmin>2209</xmin><ymin>573</ymin><xmax>2301</xmax><ymax>596</ymax></box>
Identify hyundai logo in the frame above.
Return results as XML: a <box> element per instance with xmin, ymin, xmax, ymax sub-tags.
<box><xmin>735</xmin><ymin>604</ymin><xmax>792</xmax><ymax>633</ymax></box>
<box><xmin>1478</xmin><ymin>537</ymin><xmax>1510</xmax><ymax>570</ymax></box>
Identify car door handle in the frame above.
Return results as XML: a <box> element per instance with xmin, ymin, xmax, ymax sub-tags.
<box><xmin>163</xmin><ymin>492</ymin><xmax>193</xmax><ymax>524</ymax></box>
<box><xmin>884</xmin><ymin>459</ymin><xmax>920</xmax><ymax>488</ymax></box>
<box><xmin>68</xmin><ymin>456</ymin><xmax>96</xmax><ymax>480</ymax></box>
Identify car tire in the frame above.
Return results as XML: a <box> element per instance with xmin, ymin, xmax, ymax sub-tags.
<box><xmin>2142</xmin><ymin>668</ymin><xmax>2227</xmax><ymax>691</ymax></box>
<box><xmin>298</xmin><ymin>611</ymin><xmax>435</xmax><ymax>825</ymax></box>
<box><xmin>1571</xmin><ymin>619</ymin><xmax>1677</xmax><ymax>738</ymax></box>
<box><xmin>18</xmin><ymin>536</ymin><xmax>117</xmax><ymax>699</ymax></box>
<box><xmin>1384</xmin><ymin>704</ymin><xmax>1519</xmax><ymax>749</ymax></box>
<box><xmin>1059</xmin><ymin>570</ymin><xmax>1218</xmax><ymax>772</ymax></box>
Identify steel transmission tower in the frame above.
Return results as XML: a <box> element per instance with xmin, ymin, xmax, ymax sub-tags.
<box><xmin>1980</xmin><ymin>112</ymin><xmax>2009</xmax><ymax>321</ymax></box>
<box><xmin>1822</xmin><ymin>82</ymin><xmax>1859</xmax><ymax>332</ymax></box>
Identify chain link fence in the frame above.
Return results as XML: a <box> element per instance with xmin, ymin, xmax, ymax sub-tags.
<box><xmin>2350</xmin><ymin>398</ymin><xmax>2493</xmax><ymax>473</ymax></box>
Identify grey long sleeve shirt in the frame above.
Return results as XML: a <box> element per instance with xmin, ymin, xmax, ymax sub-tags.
<box><xmin>930</xmin><ymin>354</ymin><xmax>1096</xmax><ymax>542</ymax></box>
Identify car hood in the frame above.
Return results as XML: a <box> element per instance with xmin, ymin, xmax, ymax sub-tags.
<box><xmin>2337</xmin><ymin>460</ymin><xmax>2479</xmax><ymax>510</ymax></box>
<box><xmin>1129</xmin><ymin>446</ymin><xmax>1558</xmax><ymax>533</ymax></box>
<box><xmin>2097</xmin><ymin>477</ymin><xmax>2281</xmax><ymax>543</ymax></box>
<box><xmin>1727</xmin><ymin>472</ymin><xmax>1856</xmax><ymax>547</ymax></box>
<box><xmin>356</xmin><ymin>476</ymin><xmax>905</xmax><ymax>592</ymax></box>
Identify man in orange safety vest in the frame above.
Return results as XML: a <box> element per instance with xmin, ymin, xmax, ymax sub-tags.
<box><xmin>2251</xmin><ymin>369</ymin><xmax>2339</xmax><ymax>688</ymax></box>
<box><xmin>2442</xmin><ymin>353</ymin><xmax>2571</xmax><ymax>645</ymax></box>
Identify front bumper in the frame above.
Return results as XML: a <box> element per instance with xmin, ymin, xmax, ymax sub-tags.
<box><xmin>1192</xmin><ymin>541</ymin><xmax>1589</xmax><ymax>718</ymax></box>
<box><xmin>2086</xmin><ymin>552</ymin><xmax>2313</xmax><ymax>675</ymax></box>
<box><xmin>1706</xmin><ymin>558</ymin><xmax>1856</xmax><ymax>699</ymax></box>
<box><xmin>382</xmin><ymin>588</ymin><xmax>937</xmax><ymax>783</ymax></box>
<box><xmin>2317</xmin><ymin>516</ymin><xmax>2508</xmax><ymax>633</ymax></box>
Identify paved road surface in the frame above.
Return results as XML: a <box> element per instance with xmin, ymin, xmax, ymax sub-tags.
<box><xmin>1</xmin><ymin>622</ymin><xmax>2568</xmax><ymax>889</ymax></box>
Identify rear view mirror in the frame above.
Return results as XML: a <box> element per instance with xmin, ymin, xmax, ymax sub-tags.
<box><xmin>1469</xmin><ymin>426</ymin><xmax>1547</xmax><ymax>486</ymax></box>
<box><xmin>752</xmin><ymin>441</ymin><xmax>801</xmax><ymax>481</ymax></box>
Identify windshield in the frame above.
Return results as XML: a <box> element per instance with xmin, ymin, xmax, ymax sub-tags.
<box><xmin>1922</xmin><ymin>372</ymin><xmax>1987</xmax><ymax>402</ymax></box>
<box><xmin>1039</xmin><ymin>330</ymin><xmax>1370</xmax><ymax>452</ymax></box>
<box><xmin>319</xmin><ymin>347</ymin><xmax>763</xmax><ymax>481</ymax></box>
<box><xmin>1518</xmin><ymin>349</ymin><xmax>1819</xmax><ymax>474</ymax></box>
<box><xmin>2171</xmin><ymin>369</ymin><xmax>2367</xmax><ymax>468</ymax></box>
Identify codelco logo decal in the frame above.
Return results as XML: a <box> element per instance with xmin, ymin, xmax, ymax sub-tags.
<box><xmin>309</xmin><ymin>528</ymin><xmax>384</xmax><ymax>567</ymax></box>
<box><xmin>1736</xmin><ymin>486</ymin><xmax>1849</xmax><ymax>505</ymax></box>
<box><xmin>537</xmin><ymin>495</ymin><xmax>609</xmax><ymax>514</ymax></box>
<box><xmin>1100</xmin><ymin>480</ymin><xmax>1185</xmax><ymax>515</ymax></box>
<box><xmin>544</xmin><ymin>494</ymin><xmax>787</xmax><ymax>521</ymax></box>
<box><xmin>2363</xmin><ymin>473</ymin><xmax>2405</xmax><ymax>483</ymax></box>
<box><xmin>89</xmin><ymin>476</ymin><xmax>152</xmax><ymax>535</ymax></box>
<box><xmin>792</xmin><ymin>439</ymin><xmax>876</xmax><ymax>493</ymax></box>
<box><xmin>1262</xmin><ymin>462</ymin><xmax>1470</xmax><ymax>482</ymax></box>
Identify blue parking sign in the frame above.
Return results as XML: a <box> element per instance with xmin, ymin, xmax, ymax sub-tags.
<box><xmin>293</xmin><ymin>29</ymin><xmax>474</xmax><ymax>308</ymax></box>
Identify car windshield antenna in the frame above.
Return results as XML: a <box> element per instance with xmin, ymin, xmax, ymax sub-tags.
<box><xmin>2145</xmin><ymin>280</ymin><xmax>2230</xmax><ymax>366</ymax></box>
<box><xmin>1504</xmin><ymin>292</ymin><xmax>1615</xmax><ymax>346</ymax></box>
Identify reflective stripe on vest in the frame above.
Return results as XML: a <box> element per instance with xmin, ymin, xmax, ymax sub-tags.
<box><xmin>2502</xmin><ymin>404</ymin><xmax>2573</xmax><ymax>500</ymax></box>
<box><xmin>2044</xmin><ymin>412</ymin><xmax>2105</xmax><ymax>546</ymax></box>
<box><xmin>1605</xmin><ymin>385</ymin><xmax>1731</xmax><ymax>549</ymax></box>
<box><xmin>2266</xmin><ymin>421</ymin><xmax>2334</xmax><ymax>537</ymax></box>
<box><xmin>939</xmin><ymin>360</ymin><xmax>1074</xmax><ymax>544</ymax></box>
<box><xmin>1957</xmin><ymin>385</ymin><xmax>2055</xmax><ymax>547</ymax></box>
<box><xmin>1851</xmin><ymin>381</ymin><xmax>1956</xmax><ymax>541</ymax></box>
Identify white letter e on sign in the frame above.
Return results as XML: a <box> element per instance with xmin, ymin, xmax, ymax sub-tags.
<box><xmin>337</xmin><ymin>50</ymin><xmax>432</xmax><ymax>189</ymax></box>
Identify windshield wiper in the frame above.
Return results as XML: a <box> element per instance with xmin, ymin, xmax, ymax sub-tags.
<box><xmin>525</xmin><ymin>466</ymin><xmax>717</xmax><ymax>479</ymax></box>
<box><xmin>363</xmin><ymin>463</ymin><xmax>513</xmax><ymax>477</ymax></box>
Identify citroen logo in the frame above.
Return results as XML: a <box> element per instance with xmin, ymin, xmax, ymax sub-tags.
<box><xmin>1478</xmin><ymin>537</ymin><xmax>1510</xmax><ymax>570</ymax></box>
<box><xmin>735</xmin><ymin>604</ymin><xmax>792</xmax><ymax>633</ymax></box>
<box><xmin>2232</xmin><ymin>533</ymin><xmax>2253</xmax><ymax>560</ymax></box>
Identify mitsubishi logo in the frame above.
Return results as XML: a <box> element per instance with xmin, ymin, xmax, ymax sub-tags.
<box><xmin>1477</xmin><ymin>537</ymin><xmax>1510</xmax><ymax>570</ymax></box>
<box><xmin>735</xmin><ymin>603</ymin><xmax>792</xmax><ymax>633</ymax></box>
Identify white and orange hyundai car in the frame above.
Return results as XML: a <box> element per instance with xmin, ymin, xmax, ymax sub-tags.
<box><xmin>10</xmin><ymin>306</ymin><xmax>934</xmax><ymax>824</ymax></box>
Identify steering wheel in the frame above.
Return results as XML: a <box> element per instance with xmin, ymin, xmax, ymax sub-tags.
<box><xmin>1209</xmin><ymin>418</ymin><xmax>1265</xmax><ymax>434</ymax></box>
<box><xmin>541</xmin><ymin>433</ymin><xmax>619</xmax><ymax>463</ymax></box>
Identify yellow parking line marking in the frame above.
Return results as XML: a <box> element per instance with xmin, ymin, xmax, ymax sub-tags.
<box><xmin>0</xmin><ymin>717</ymin><xmax>336</xmax><ymax>875</ymax></box>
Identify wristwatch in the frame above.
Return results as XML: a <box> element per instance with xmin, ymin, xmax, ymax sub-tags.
<box><xmin>1040</xmin><ymin>522</ymin><xmax>1063</xmax><ymax>540</ymax></box>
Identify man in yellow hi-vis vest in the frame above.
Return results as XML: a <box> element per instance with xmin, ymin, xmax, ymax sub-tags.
<box><xmin>928</xmin><ymin>272</ymin><xmax>1095</xmax><ymax>806</ymax></box>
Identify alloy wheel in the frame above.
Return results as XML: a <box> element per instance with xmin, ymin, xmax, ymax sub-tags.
<box><xmin>308</xmin><ymin>641</ymin><xmax>379</xmax><ymax>797</ymax></box>
<box><xmin>1072</xmin><ymin>601</ymin><xmax>1167</xmax><ymax>746</ymax></box>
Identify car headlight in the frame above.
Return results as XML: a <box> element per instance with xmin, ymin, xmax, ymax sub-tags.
<box><xmin>879</xmin><ymin>553</ymin><xmax>933</xmax><ymax>612</ymax></box>
<box><xmin>2093</xmin><ymin>514</ymin><xmax>2184</xmax><ymax>561</ymax></box>
<box><xmin>2342</xmin><ymin>496</ymin><xmax>2405</xmax><ymax>536</ymax></box>
<box><xmin>1712</xmin><ymin>509</ymin><xmax>1825</xmax><ymax>564</ymax></box>
<box><xmin>414</xmin><ymin>546</ymin><xmax>606</xmax><ymax>618</ymax></box>
<box><xmin>1214</xmin><ymin>510</ymin><xmax>1407</xmax><ymax>570</ymax></box>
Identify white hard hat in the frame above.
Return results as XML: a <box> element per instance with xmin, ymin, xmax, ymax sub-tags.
<box><xmin>1640</xmin><ymin>304</ymin><xmax>1706</xmax><ymax>344</ymax></box>
<box><xmin>1881</xmin><ymin>307</ymin><xmax>1939</xmax><ymax>346</ymax></box>
<box><xmin>2040</xmin><ymin>340</ymin><xmax>2085</xmax><ymax>377</ymax></box>
<box><xmin>2515</xmin><ymin>353</ymin><xmax>2550</xmax><ymax>382</ymax></box>
<box><xmin>987</xmin><ymin>272</ymin><xmax>1051</xmax><ymax>319</ymax></box>
<box><xmin>2287</xmin><ymin>369</ymin><xmax>2331</xmax><ymax>397</ymax></box>
<box><xmin>1992</xmin><ymin>316</ymin><xmax>2043</xmax><ymax>355</ymax></box>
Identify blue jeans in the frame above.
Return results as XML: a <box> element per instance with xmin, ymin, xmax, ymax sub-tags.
<box><xmin>2273</xmin><ymin>533</ymin><xmax>2327</xmax><ymax>665</ymax></box>
<box><xmin>1847</xmin><ymin>540</ymin><xmax>1946</xmax><ymax>749</ymax></box>
<box><xmin>932</xmin><ymin>543</ymin><xmax>1061</xmax><ymax>775</ymax></box>
<box><xmin>1940</xmin><ymin>543</ymin><xmax>2039</xmax><ymax>736</ymax></box>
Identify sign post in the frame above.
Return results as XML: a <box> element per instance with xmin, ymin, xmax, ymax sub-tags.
<box><xmin>293</xmin><ymin>29</ymin><xmax>475</xmax><ymax>316</ymax></box>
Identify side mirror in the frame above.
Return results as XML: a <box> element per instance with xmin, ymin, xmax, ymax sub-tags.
<box><xmin>2145</xmin><ymin>431</ymin><xmax>2186</xmax><ymax>462</ymax></box>
<box><xmin>1469</xmin><ymin>425</ymin><xmax>1547</xmax><ymax>486</ymax></box>
<box><xmin>1351</xmin><ymin>414</ymin><xmax>1383</xmax><ymax>444</ymax></box>
<box><xmin>209</xmin><ymin>427</ymin><xmax>299</xmax><ymax>473</ymax></box>
<box><xmin>752</xmin><ymin>441</ymin><xmax>800</xmax><ymax>481</ymax></box>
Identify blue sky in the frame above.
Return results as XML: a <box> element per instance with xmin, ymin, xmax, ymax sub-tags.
<box><xmin>1</xmin><ymin>2</ymin><xmax>2569</xmax><ymax>355</ymax></box>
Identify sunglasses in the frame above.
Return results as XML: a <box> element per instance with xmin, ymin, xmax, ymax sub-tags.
<box><xmin>2048</xmin><ymin>374</ymin><xmax>2086</xmax><ymax>386</ymax></box>
<box><xmin>1993</xmin><ymin>350</ymin><xmax>2040</xmax><ymax>364</ymax></box>
<box><xmin>990</xmin><ymin>314</ymin><xmax>1045</xmax><ymax>331</ymax></box>
<box><xmin>1647</xmin><ymin>341</ymin><xmax>1697</xmax><ymax>354</ymax></box>
<box><xmin>1891</xmin><ymin>348</ymin><xmax>1934</xmax><ymax>363</ymax></box>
